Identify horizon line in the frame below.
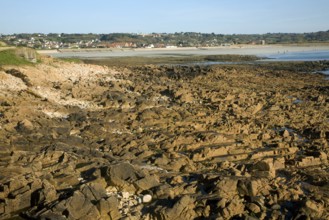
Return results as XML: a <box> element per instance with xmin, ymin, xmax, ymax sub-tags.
<box><xmin>1</xmin><ymin>30</ymin><xmax>329</xmax><ymax>36</ymax></box>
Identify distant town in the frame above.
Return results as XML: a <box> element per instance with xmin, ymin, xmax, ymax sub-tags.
<box><xmin>0</xmin><ymin>30</ymin><xmax>328</xmax><ymax>50</ymax></box>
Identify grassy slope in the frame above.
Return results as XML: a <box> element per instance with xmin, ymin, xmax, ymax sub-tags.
<box><xmin>0</xmin><ymin>49</ymin><xmax>33</xmax><ymax>66</ymax></box>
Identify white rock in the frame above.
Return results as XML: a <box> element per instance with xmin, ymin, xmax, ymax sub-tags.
<box><xmin>142</xmin><ymin>194</ymin><xmax>152</xmax><ymax>203</ymax></box>
<box><xmin>122</xmin><ymin>191</ymin><xmax>130</xmax><ymax>199</ymax></box>
<box><xmin>106</xmin><ymin>186</ymin><xmax>118</xmax><ymax>193</ymax></box>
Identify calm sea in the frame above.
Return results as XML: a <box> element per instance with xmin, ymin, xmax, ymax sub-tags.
<box><xmin>320</xmin><ymin>69</ymin><xmax>329</xmax><ymax>80</ymax></box>
<box><xmin>266</xmin><ymin>50</ymin><xmax>329</xmax><ymax>61</ymax></box>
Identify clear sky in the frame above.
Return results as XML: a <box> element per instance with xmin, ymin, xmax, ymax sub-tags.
<box><xmin>1</xmin><ymin>0</ymin><xmax>328</xmax><ymax>34</ymax></box>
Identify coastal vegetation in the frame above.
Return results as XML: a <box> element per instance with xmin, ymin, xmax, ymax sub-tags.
<box><xmin>82</xmin><ymin>54</ymin><xmax>261</xmax><ymax>66</ymax></box>
<box><xmin>58</xmin><ymin>57</ymin><xmax>83</xmax><ymax>64</ymax></box>
<box><xmin>0</xmin><ymin>48</ymin><xmax>35</xmax><ymax>66</ymax></box>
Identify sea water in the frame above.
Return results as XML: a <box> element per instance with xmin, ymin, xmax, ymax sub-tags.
<box><xmin>266</xmin><ymin>50</ymin><xmax>329</xmax><ymax>61</ymax></box>
<box><xmin>320</xmin><ymin>69</ymin><xmax>329</xmax><ymax>80</ymax></box>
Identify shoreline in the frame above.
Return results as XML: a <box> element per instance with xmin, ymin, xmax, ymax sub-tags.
<box><xmin>38</xmin><ymin>44</ymin><xmax>329</xmax><ymax>57</ymax></box>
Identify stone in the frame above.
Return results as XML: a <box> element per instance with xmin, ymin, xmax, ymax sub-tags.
<box><xmin>271</xmin><ymin>204</ymin><xmax>281</xmax><ymax>210</ymax></box>
<box><xmin>79</xmin><ymin>205</ymin><xmax>101</xmax><ymax>220</ymax></box>
<box><xmin>8</xmin><ymin>185</ymin><xmax>30</xmax><ymax>198</ymax></box>
<box><xmin>0</xmin><ymin>203</ymin><xmax>4</xmax><ymax>214</ymax></box>
<box><xmin>64</xmin><ymin>191</ymin><xmax>95</xmax><ymax>219</ymax></box>
<box><xmin>15</xmin><ymin>119</ymin><xmax>34</xmax><ymax>132</ymax></box>
<box><xmin>250</xmin><ymin>158</ymin><xmax>276</xmax><ymax>178</ymax></box>
<box><xmin>252</xmin><ymin>103</ymin><xmax>263</xmax><ymax>115</ymax></box>
<box><xmin>142</xmin><ymin>194</ymin><xmax>152</xmax><ymax>203</ymax></box>
<box><xmin>105</xmin><ymin>163</ymin><xmax>141</xmax><ymax>190</ymax></box>
<box><xmin>238</xmin><ymin>179</ymin><xmax>268</xmax><ymax>197</ymax></box>
<box><xmin>39</xmin><ymin>210</ymin><xmax>67</xmax><ymax>220</ymax></box>
<box><xmin>97</xmin><ymin>198</ymin><xmax>111</xmax><ymax>216</ymax></box>
<box><xmin>283</xmin><ymin>129</ymin><xmax>290</xmax><ymax>138</ymax></box>
<box><xmin>156</xmin><ymin>195</ymin><xmax>197</xmax><ymax>220</ymax></box>
<box><xmin>1</xmin><ymin>54</ymin><xmax>329</xmax><ymax>220</ymax></box>
<box><xmin>215</xmin><ymin>178</ymin><xmax>238</xmax><ymax>198</ymax></box>
<box><xmin>5</xmin><ymin>190</ymin><xmax>32</xmax><ymax>214</ymax></box>
<box><xmin>31</xmin><ymin>180</ymin><xmax>57</xmax><ymax>206</ymax></box>
<box><xmin>302</xmin><ymin>199</ymin><xmax>324</xmax><ymax>218</ymax></box>
<box><xmin>121</xmin><ymin>191</ymin><xmax>130</xmax><ymax>200</ymax></box>
<box><xmin>81</xmin><ymin>182</ymin><xmax>107</xmax><ymax>201</ymax></box>
<box><xmin>134</xmin><ymin>175</ymin><xmax>160</xmax><ymax>191</ymax></box>
<box><xmin>221</xmin><ymin>196</ymin><xmax>245</xmax><ymax>219</ymax></box>
<box><xmin>273</xmin><ymin>157</ymin><xmax>285</xmax><ymax>170</ymax></box>
<box><xmin>106</xmin><ymin>196</ymin><xmax>121</xmax><ymax>220</ymax></box>
<box><xmin>247</xmin><ymin>203</ymin><xmax>261</xmax><ymax>214</ymax></box>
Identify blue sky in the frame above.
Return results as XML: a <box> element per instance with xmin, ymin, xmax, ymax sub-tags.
<box><xmin>1</xmin><ymin>0</ymin><xmax>328</xmax><ymax>34</ymax></box>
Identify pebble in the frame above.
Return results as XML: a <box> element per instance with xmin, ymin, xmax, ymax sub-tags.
<box><xmin>271</xmin><ymin>204</ymin><xmax>281</xmax><ymax>210</ymax></box>
<box><xmin>142</xmin><ymin>194</ymin><xmax>152</xmax><ymax>203</ymax></box>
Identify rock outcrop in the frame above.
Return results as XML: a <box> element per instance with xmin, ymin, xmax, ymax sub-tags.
<box><xmin>0</xmin><ymin>59</ymin><xmax>329</xmax><ymax>219</ymax></box>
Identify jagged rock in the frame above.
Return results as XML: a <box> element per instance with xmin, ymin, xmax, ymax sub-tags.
<box><xmin>80</xmin><ymin>182</ymin><xmax>107</xmax><ymax>201</ymax></box>
<box><xmin>153</xmin><ymin>184</ymin><xmax>175</xmax><ymax>199</ymax></box>
<box><xmin>97</xmin><ymin>199</ymin><xmax>111</xmax><ymax>219</ymax></box>
<box><xmin>283</xmin><ymin>129</ymin><xmax>290</xmax><ymax>138</ymax></box>
<box><xmin>214</xmin><ymin>178</ymin><xmax>238</xmax><ymax>198</ymax></box>
<box><xmin>273</xmin><ymin>157</ymin><xmax>285</xmax><ymax>170</ymax></box>
<box><xmin>31</xmin><ymin>179</ymin><xmax>57</xmax><ymax>206</ymax></box>
<box><xmin>154</xmin><ymin>195</ymin><xmax>197</xmax><ymax>220</ymax></box>
<box><xmin>104</xmin><ymin>163</ymin><xmax>142</xmax><ymax>192</ymax></box>
<box><xmin>134</xmin><ymin>175</ymin><xmax>160</xmax><ymax>191</ymax></box>
<box><xmin>107</xmin><ymin>196</ymin><xmax>122</xmax><ymax>220</ymax></box>
<box><xmin>15</xmin><ymin>119</ymin><xmax>34</xmax><ymax>132</ymax></box>
<box><xmin>297</xmin><ymin>156</ymin><xmax>322</xmax><ymax>167</ymax></box>
<box><xmin>38</xmin><ymin>211</ymin><xmax>67</xmax><ymax>220</ymax></box>
<box><xmin>247</xmin><ymin>202</ymin><xmax>261</xmax><ymax>214</ymax></box>
<box><xmin>238</xmin><ymin>179</ymin><xmax>270</xmax><ymax>197</ymax></box>
<box><xmin>250</xmin><ymin>158</ymin><xmax>276</xmax><ymax>178</ymax></box>
<box><xmin>252</xmin><ymin>103</ymin><xmax>263</xmax><ymax>115</ymax></box>
<box><xmin>301</xmin><ymin>199</ymin><xmax>324</xmax><ymax>218</ymax></box>
<box><xmin>1</xmin><ymin>59</ymin><xmax>329</xmax><ymax>219</ymax></box>
<box><xmin>271</xmin><ymin>204</ymin><xmax>281</xmax><ymax>210</ymax></box>
<box><xmin>221</xmin><ymin>195</ymin><xmax>245</xmax><ymax>219</ymax></box>
<box><xmin>5</xmin><ymin>189</ymin><xmax>31</xmax><ymax>214</ymax></box>
<box><xmin>60</xmin><ymin>190</ymin><xmax>101</xmax><ymax>220</ymax></box>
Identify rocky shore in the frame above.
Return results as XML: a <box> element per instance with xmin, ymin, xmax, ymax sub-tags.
<box><xmin>0</xmin><ymin>57</ymin><xmax>329</xmax><ymax>219</ymax></box>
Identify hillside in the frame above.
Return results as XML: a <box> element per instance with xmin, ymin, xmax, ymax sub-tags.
<box><xmin>1</xmin><ymin>30</ymin><xmax>329</xmax><ymax>49</ymax></box>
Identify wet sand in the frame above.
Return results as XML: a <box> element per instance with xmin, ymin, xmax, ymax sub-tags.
<box><xmin>39</xmin><ymin>45</ymin><xmax>329</xmax><ymax>58</ymax></box>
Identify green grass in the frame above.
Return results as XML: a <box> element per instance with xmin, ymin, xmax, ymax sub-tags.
<box><xmin>0</xmin><ymin>49</ymin><xmax>33</xmax><ymax>66</ymax></box>
<box><xmin>82</xmin><ymin>54</ymin><xmax>261</xmax><ymax>67</ymax></box>
<box><xmin>58</xmin><ymin>57</ymin><xmax>83</xmax><ymax>64</ymax></box>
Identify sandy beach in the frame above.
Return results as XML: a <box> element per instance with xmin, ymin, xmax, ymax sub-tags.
<box><xmin>38</xmin><ymin>44</ymin><xmax>329</xmax><ymax>58</ymax></box>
